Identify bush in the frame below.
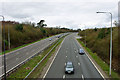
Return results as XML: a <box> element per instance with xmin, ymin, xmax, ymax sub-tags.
<box><xmin>97</xmin><ymin>28</ymin><xmax>105</xmax><ymax>39</ymax></box>
<box><xmin>15</xmin><ymin>24</ymin><xmax>23</xmax><ymax>31</ymax></box>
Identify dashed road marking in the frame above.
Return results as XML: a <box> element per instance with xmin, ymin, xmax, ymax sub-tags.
<box><xmin>75</xmin><ymin>51</ymin><xmax>76</xmax><ymax>53</ymax></box>
<box><xmin>63</xmin><ymin>75</ymin><xmax>65</xmax><ymax>79</ymax></box>
<box><xmin>66</xmin><ymin>56</ymin><xmax>67</xmax><ymax>58</ymax></box>
<box><xmin>76</xmin><ymin>56</ymin><xmax>78</xmax><ymax>58</ymax></box>
<box><xmin>82</xmin><ymin>74</ymin><xmax>84</xmax><ymax>80</ymax></box>
<box><xmin>65</xmin><ymin>63</ymin><xmax>66</xmax><ymax>66</ymax></box>
<box><xmin>78</xmin><ymin>63</ymin><xmax>80</xmax><ymax>65</ymax></box>
<box><xmin>66</xmin><ymin>51</ymin><xmax>67</xmax><ymax>53</ymax></box>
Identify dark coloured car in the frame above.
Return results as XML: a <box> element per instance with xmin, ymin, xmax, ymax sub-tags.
<box><xmin>79</xmin><ymin>48</ymin><xmax>85</xmax><ymax>55</ymax></box>
<box><xmin>65</xmin><ymin>62</ymin><xmax>74</xmax><ymax>74</ymax></box>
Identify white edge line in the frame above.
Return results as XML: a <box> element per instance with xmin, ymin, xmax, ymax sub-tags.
<box><xmin>42</xmin><ymin>37</ymin><xmax>65</xmax><ymax>79</ymax></box>
<box><xmin>85</xmin><ymin>53</ymin><xmax>105</xmax><ymax>79</ymax></box>
<box><xmin>75</xmin><ymin>38</ymin><xmax>105</xmax><ymax>79</ymax></box>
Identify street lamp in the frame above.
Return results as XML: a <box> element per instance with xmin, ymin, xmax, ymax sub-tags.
<box><xmin>84</xmin><ymin>24</ymin><xmax>86</xmax><ymax>47</ymax></box>
<box><xmin>8</xmin><ymin>22</ymin><xmax>10</xmax><ymax>50</ymax></box>
<box><xmin>79</xmin><ymin>24</ymin><xmax>87</xmax><ymax>47</ymax></box>
<box><xmin>0</xmin><ymin>15</ymin><xmax>6</xmax><ymax>80</ymax></box>
<box><xmin>96</xmin><ymin>11</ymin><xmax>112</xmax><ymax>77</ymax></box>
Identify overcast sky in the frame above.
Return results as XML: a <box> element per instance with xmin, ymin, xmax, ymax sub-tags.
<box><xmin>0</xmin><ymin>0</ymin><xmax>119</xmax><ymax>29</ymax></box>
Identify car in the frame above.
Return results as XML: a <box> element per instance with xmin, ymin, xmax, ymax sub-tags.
<box><xmin>65</xmin><ymin>62</ymin><xmax>74</xmax><ymax>74</ymax></box>
<box><xmin>49</xmin><ymin>38</ymin><xmax>52</xmax><ymax>41</ymax></box>
<box><xmin>79</xmin><ymin>48</ymin><xmax>85</xmax><ymax>55</ymax></box>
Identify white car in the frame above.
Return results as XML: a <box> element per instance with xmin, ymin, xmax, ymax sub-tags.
<box><xmin>65</xmin><ymin>62</ymin><xmax>74</xmax><ymax>74</ymax></box>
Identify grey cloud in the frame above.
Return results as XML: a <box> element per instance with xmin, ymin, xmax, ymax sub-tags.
<box><xmin>1</xmin><ymin>1</ymin><xmax>118</xmax><ymax>29</ymax></box>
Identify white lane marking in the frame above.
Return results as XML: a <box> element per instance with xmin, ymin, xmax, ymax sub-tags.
<box><xmin>65</xmin><ymin>63</ymin><xmax>66</xmax><ymax>66</ymax></box>
<box><xmin>75</xmin><ymin>39</ymin><xmax>105</xmax><ymax>79</ymax></box>
<box><xmin>63</xmin><ymin>75</ymin><xmax>65</xmax><ymax>79</ymax></box>
<box><xmin>82</xmin><ymin>74</ymin><xmax>84</xmax><ymax>80</ymax></box>
<box><xmin>66</xmin><ymin>56</ymin><xmax>67</xmax><ymax>58</ymax></box>
<box><xmin>43</xmin><ymin>37</ymin><xmax>65</xmax><ymax>79</ymax></box>
<box><xmin>78</xmin><ymin>63</ymin><xmax>80</xmax><ymax>65</ymax></box>
<box><xmin>76</xmin><ymin>56</ymin><xmax>78</xmax><ymax>58</ymax></box>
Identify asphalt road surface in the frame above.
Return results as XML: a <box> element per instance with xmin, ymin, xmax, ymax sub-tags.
<box><xmin>45</xmin><ymin>33</ymin><xmax>103</xmax><ymax>80</ymax></box>
<box><xmin>0</xmin><ymin>33</ymin><xmax>67</xmax><ymax>77</ymax></box>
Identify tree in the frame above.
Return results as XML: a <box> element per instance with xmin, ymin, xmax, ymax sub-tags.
<box><xmin>94</xmin><ymin>27</ymin><xmax>97</xmax><ymax>31</ymax></box>
<box><xmin>97</xmin><ymin>28</ymin><xmax>105</xmax><ymax>39</ymax></box>
<box><xmin>77</xmin><ymin>29</ymin><xmax>81</xmax><ymax>31</ymax></box>
<box><xmin>15</xmin><ymin>24</ymin><xmax>23</xmax><ymax>31</ymax></box>
<box><xmin>37</xmin><ymin>20</ymin><xmax>46</xmax><ymax>28</ymax></box>
<box><xmin>113</xmin><ymin>21</ymin><xmax>118</xmax><ymax>27</ymax></box>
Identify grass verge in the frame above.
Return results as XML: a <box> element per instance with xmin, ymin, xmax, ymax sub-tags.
<box><xmin>6</xmin><ymin>36</ymin><xmax>64</xmax><ymax>80</ymax></box>
<box><xmin>77</xmin><ymin>39</ymin><xmax>120</xmax><ymax>79</ymax></box>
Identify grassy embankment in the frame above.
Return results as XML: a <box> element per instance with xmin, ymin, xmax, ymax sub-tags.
<box><xmin>1</xmin><ymin>21</ymin><xmax>71</xmax><ymax>54</ymax></box>
<box><xmin>78</xmin><ymin>27</ymin><xmax>120</xmax><ymax>78</ymax></box>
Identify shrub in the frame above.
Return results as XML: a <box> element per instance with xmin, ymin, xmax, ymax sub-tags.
<box><xmin>15</xmin><ymin>24</ymin><xmax>23</xmax><ymax>31</ymax></box>
<box><xmin>97</xmin><ymin>28</ymin><xmax>105</xmax><ymax>39</ymax></box>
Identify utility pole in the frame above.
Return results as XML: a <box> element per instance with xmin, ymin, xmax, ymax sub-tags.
<box><xmin>8</xmin><ymin>25</ymin><xmax>10</xmax><ymax>49</ymax></box>
<box><xmin>0</xmin><ymin>15</ymin><xmax>6</xmax><ymax>80</ymax></box>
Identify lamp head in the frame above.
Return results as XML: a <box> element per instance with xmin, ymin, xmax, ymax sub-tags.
<box><xmin>96</xmin><ymin>12</ymin><xmax>106</xmax><ymax>13</ymax></box>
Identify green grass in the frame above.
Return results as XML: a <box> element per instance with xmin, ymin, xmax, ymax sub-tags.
<box><xmin>7</xmin><ymin>36</ymin><xmax>64</xmax><ymax>80</ymax></box>
<box><xmin>0</xmin><ymin>33</ymin><xmax>62</xmax><ymax>55</ymax></box>
<box><xmin>77</xmin><ymin>39</ymin><xmax>120</xmax><ymax>79</ymax></box>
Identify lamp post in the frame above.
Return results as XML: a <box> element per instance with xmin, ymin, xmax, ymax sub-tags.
<box><xmin>96</xmin><ymin>11</ymin><xmax>112</xmax><ymax>77</ymax></box>
<box><xmin>84</xmin><ymin>24</ymin><xmax>86</xmax><ymax>47</ymax></box>
<box><xmin>0</xmin><ymin>15</ymin><xmax>6</xmax><ymax>80</ymax></box>
<box><xmin>8</xmin><ymin>23</ymin><xmax>10</xmax><ymax>49</ymax></box>
<box><xmin>80</xmin><ymin>24</ymin><xmax>86</xmax><ymax>47</ymax></box>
